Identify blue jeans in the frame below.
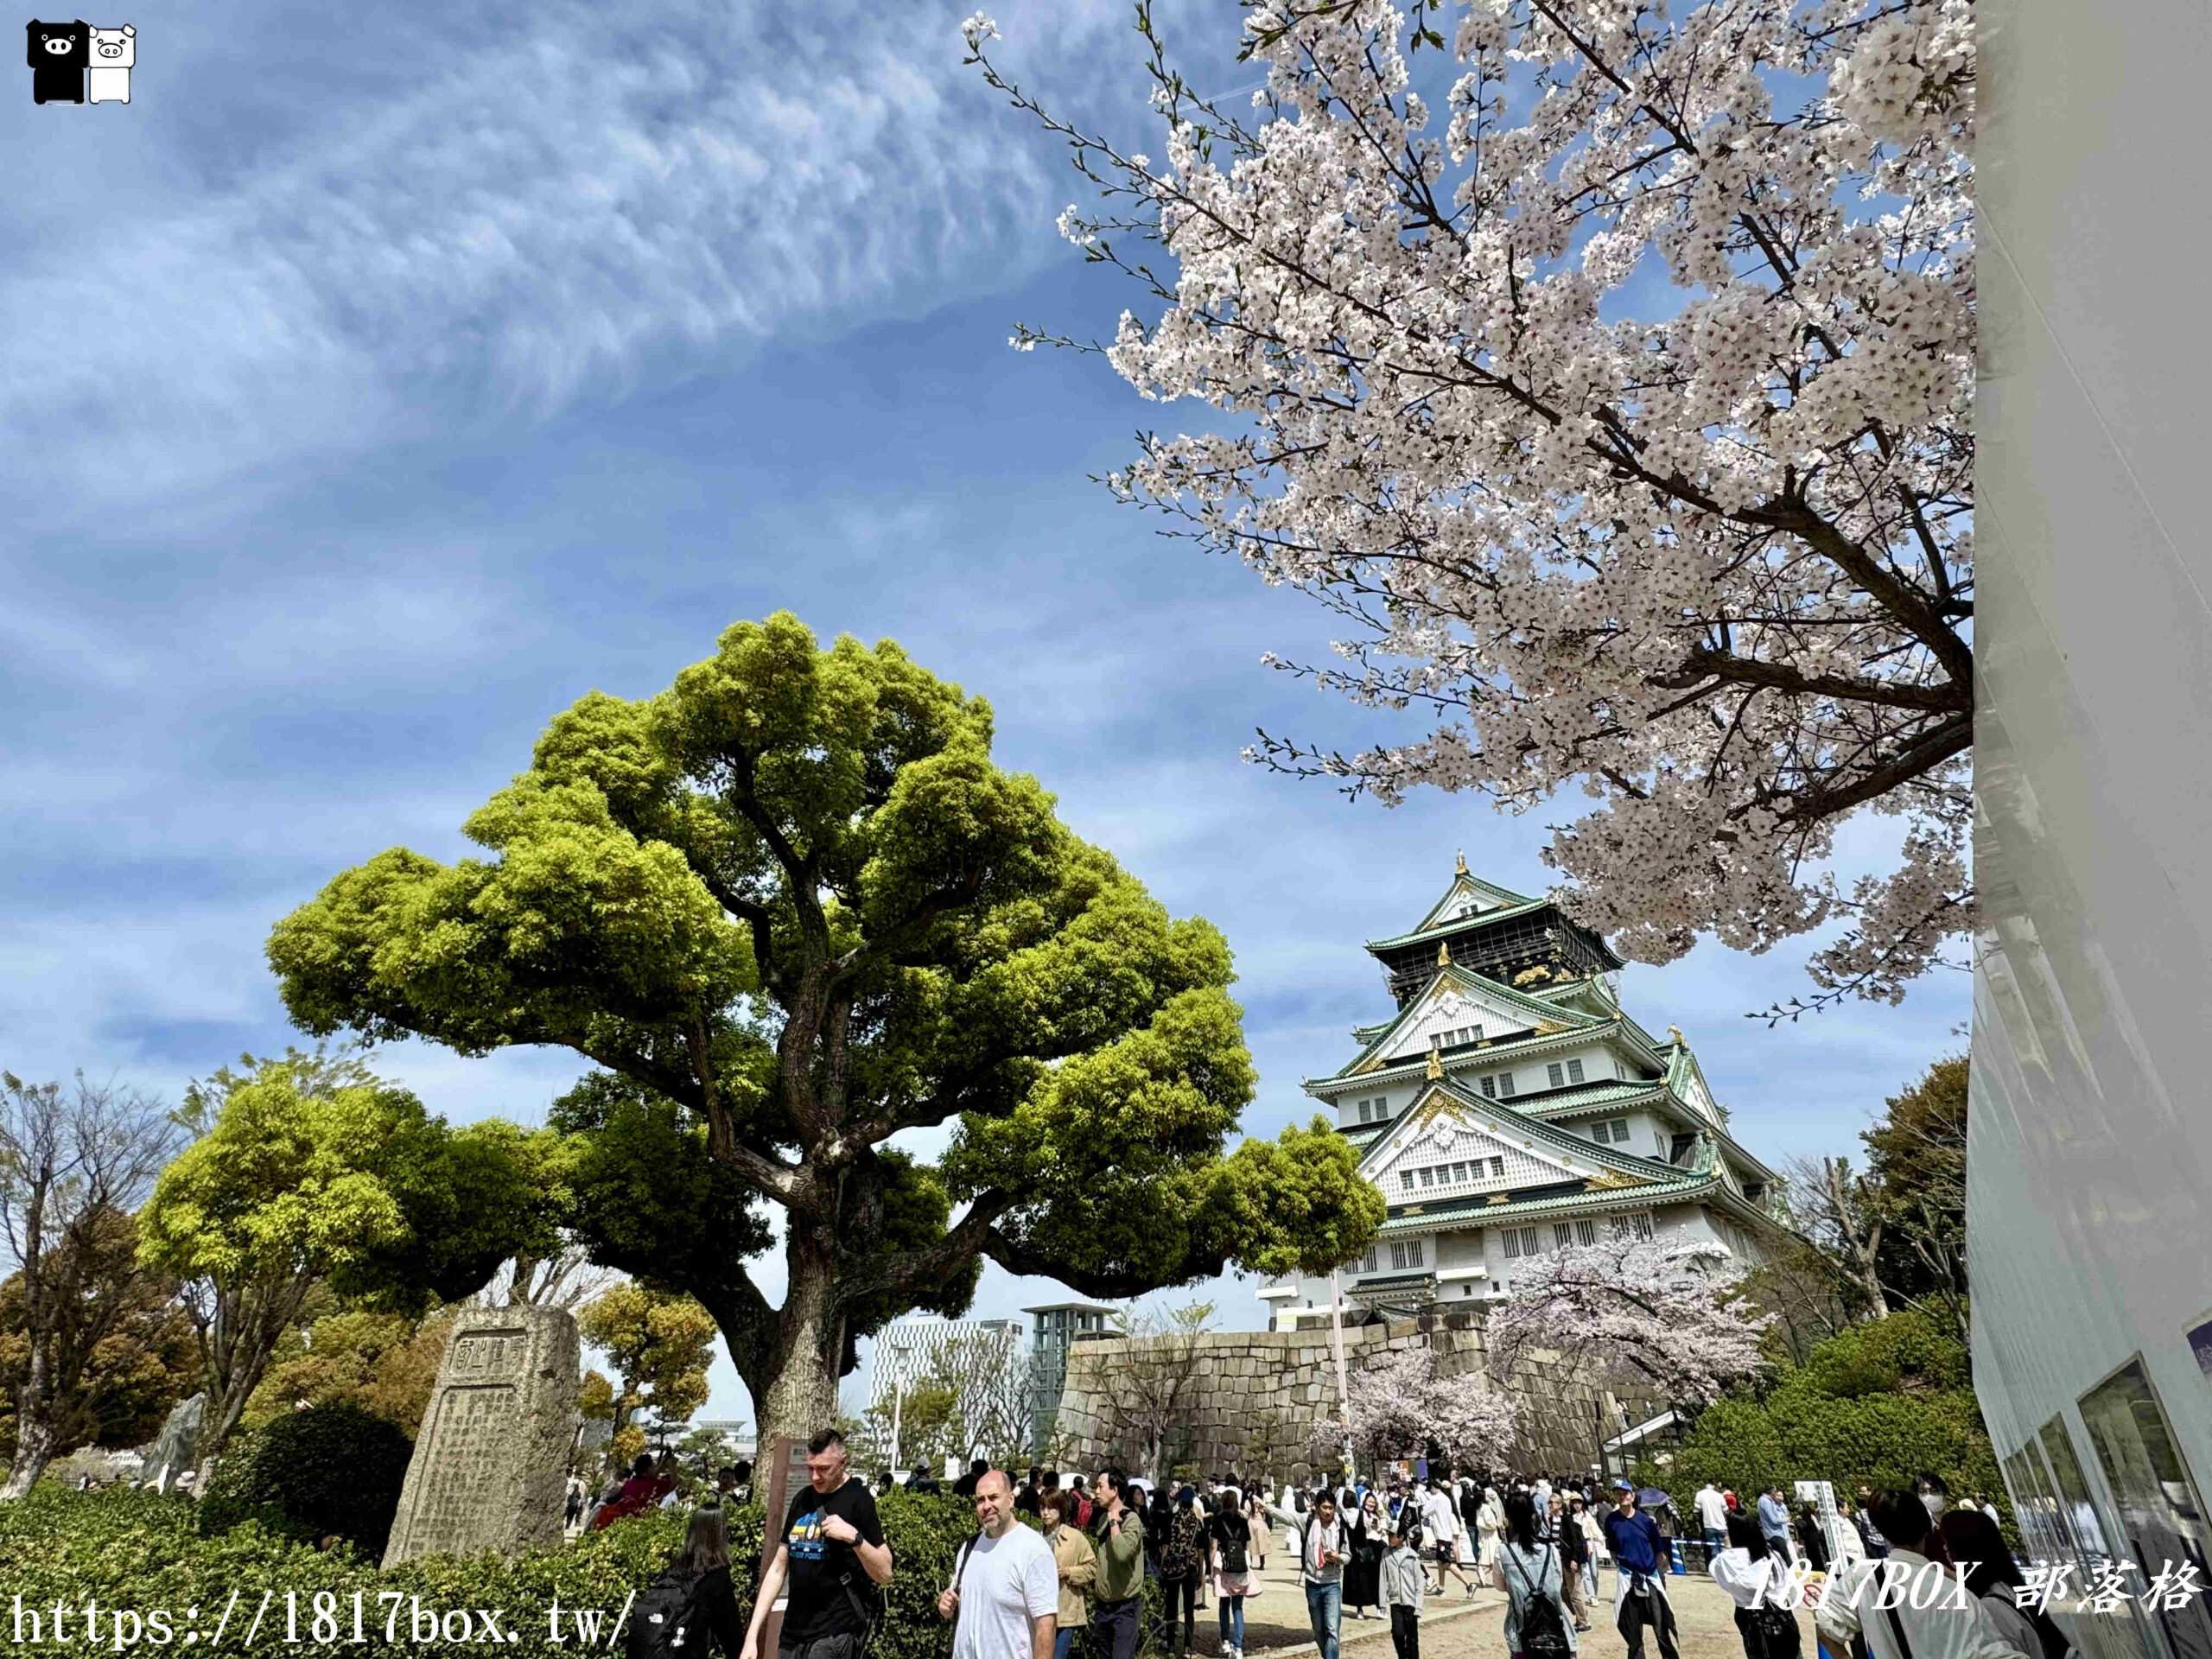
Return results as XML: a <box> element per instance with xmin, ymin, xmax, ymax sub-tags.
<box><xmin>1053</xmin><ymin>1630</ymin><xmax>1075</xmax><ymax>1659</ymax></box>
<box><xmin>1305</xmin><ymin>1580</ymin><xmax>1342</xmax><ymax>1659</ymax></box>
<box><xmin>1702</xmin><ymin>1528</ymin><xmax>1725</xmax><ymax>1550</ymax></box>
<box><xmin>1217</xmin><ymin>1595</ymin><xmax>1245</xmax><ymax>1650</ymax></box>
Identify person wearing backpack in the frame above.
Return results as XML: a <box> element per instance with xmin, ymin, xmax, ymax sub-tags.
<box><xmin>1494</xmin><ymin>1491</ymin><xmax>1577</xmax><ymax>1659</ymax></box>
<box><xmin>1711</xmin><ymin>1510</ymin><xmax>1802</xmax><ymax>1659</ymax></box>
<box><xmin>630</xmin><ymin>1504</ymin><xmax>747</xmax><ymax>1659</ymax></box>
<box><xmin>1208</xmin><ymin>1481</ymin><xmax>1258</xmax><ymax>1659</ymax></box>
<box><xmin>939</xmin><ymin>1471</ymin><xmax>1060</xmax><ymax>1659</ymax></box>
<box><xmin>741</xmin><ymin>1430</ymin><xmax>892</xmax><ymax>1659</ymax></box>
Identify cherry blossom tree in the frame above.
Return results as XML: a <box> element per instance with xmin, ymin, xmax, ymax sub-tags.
<box><xmin>966</xmin><ymin>0</ymin><xmax>1974</xmax><ymax>1010</ymax></box>
<box><xmin>1313</xmin><ymin>1344</ymin><xmax>1518</xmax><ymax>1472</ymax></box>
<box><xmin>1486</xmin><ymin>1235</ymin><xmax>1770</xmax><ymax>1402</ymax></box>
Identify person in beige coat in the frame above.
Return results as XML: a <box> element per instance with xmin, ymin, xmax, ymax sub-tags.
<box><xmin>1041</xmin><ymin>1488</ymin><xmax>1098</xmax><ymax>1659</ymax></box>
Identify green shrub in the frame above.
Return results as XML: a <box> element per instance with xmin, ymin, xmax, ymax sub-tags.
<box><xmin>201</xmin><ymin>1401</ymin><xmax>415</xmax><ymax>1556</ymax></box>
<box><xmin>0</xmin><ymin>1482</ymin><xmax>1085</xmax><ymax>1657</ymax></box>
<box><xmin>1641</xmin><ymin>1313</ymin><xmax>2009</xmax><ymax>1536</ymax></box>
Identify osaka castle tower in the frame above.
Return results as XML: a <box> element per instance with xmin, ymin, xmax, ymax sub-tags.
<box><xmin>1260</xmin><ymin>857</ymin><xmax>1789</xmax><ymax>1328</ymax></box>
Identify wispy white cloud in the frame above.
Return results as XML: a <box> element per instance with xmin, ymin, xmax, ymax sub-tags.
<box><xmin>3</xmin><ymin>0</ymin><xmax>1136</xmax><ymax>518</ymax></box>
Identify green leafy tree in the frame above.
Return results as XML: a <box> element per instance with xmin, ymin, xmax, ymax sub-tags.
<box><xmin>576</xmin><ymin>1282</ymin><xmax>717</xmax><ymax>1455</ymax></box>
<box><xmin>267</xmin><ymin>613</ymin><xmax>1383</xmax><ymax>1445</ymax></box>
<box><xmin>1863</xmin><ymin>1056</ymin><xmax>1968</xmax><ymax>1341</ymax></box>
<box><xmin>137</xmin><ymin>1050</ymin><xmax>545</xmax><ymax>1466</ymax></box>
<box><xmin>1656</xmin><ymin>1312</ymin><xmax>2002</xmax><ymax>1519</ymax></box>
<box><xmin>241</xmin><ymin>1304</ymin><xmax>456</xmax><ymax>1436</ymax></box>
<box><xmin>1777</xmin><ymin>1054</ymin><xmax>1970</xmax><ymax>1345</ymax></box>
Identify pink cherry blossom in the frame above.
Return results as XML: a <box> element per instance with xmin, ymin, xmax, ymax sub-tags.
<box><xmin>969</xmin><ymin>0</ymin><xmax>1974</xmax><ymax>1009</ymax></box>
<box><xmin>1486</xmin><ymin>1235</ymin><xmax>1770</xmax><ymax>1402</ymax></box>
<box><xmin>1313</xmin><ymin>1343</ymin><xmax>1520</xmax><ymax>1471</ymax></box>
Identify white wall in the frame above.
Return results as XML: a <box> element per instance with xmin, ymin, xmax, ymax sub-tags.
<box><xmin>1971</xmin><ymin>0</ymin><xmax>2212</xmax><ymax>1644</ymax></box>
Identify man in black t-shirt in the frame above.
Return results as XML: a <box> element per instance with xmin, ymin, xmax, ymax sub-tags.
<box><xmin>741</xmin><ymin>1429</ymin><xmax>892</xmax><ymax>1659</ymax></box>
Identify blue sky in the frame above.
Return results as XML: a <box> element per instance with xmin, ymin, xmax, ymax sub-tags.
<box><xmin>3</xmin><ymin>0</ymin><xmax>1966</xmax><ymax>1425</ymax></box>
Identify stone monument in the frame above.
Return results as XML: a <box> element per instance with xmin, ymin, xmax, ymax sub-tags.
<box><xmin>138</xmin><ymin>1391</ymin><xmax>205</xmax><ymax>1492</ymax></box>
<box><xmin>383</xmin><ymin>1303</ymin><xmax>579</xmax><ymax>1567</ymax></box>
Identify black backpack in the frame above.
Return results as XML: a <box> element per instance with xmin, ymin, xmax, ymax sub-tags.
<box><xmin>1503</xmin><ymin>1546</ymin><xmax>1573</xmax><ymax>1659</ymax></box>
<box><xmin>626</xmin><ymin>1570</ymin><xmax>703</xmax><ymax>1659</ymax></box>
<box><xmin>1217</xmin><ymin>1515</ymin><xmax>1249</xmax><ymax>1577</ymax></box>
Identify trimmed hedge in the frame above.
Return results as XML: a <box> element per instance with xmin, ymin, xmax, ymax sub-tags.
<box><xmin>0</xmin><ymin>1483</ymin><xmax>1149</xmax><ymax>1658</ymax></box>
<box><xmin>200</xmin><ymin>1401</ymin><xmax>414</xmax><ymax>1555</ymax></box>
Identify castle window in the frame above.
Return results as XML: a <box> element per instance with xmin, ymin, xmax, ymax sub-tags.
<box><xmin>1497</xmin><ymin>1073</ymin><xmax>1516</xmax><ymax>1097</ymax></box>
<box><xmin>1408</xmin><ymin>1239</ymin><xmax>1425</xmax><ymax>1267</ymax></box>
<box><xmin>1420</xmin><ymin>1166</ymin><xmax>1435</xmax><ymax>1187</ymax></box>
<box><xmin>1633</xmin><ymin>1212</ymin><xmax>1655</xmax><ymax>1240</ymax></box>
<box><xmin>1357</xmin><ymin>1100</ymin><xmax>1371</xmax><ymax>1123</ymax></box>
<box><xmin>1451</xmin><ymin>1161</ymin><xmax>1469</xmax><ymax>1183</ymax></box>
<box><xmin>1490</xmin><ymin>1156</ymin><xmax>1504</xmax><ymax>1178</ymax></box>
<box><xmin>1575</xmin><ymin>1218</ymin><xmax>1597</xmax><ymax>1246</ymax></box>
<box><xmin>1554</xmin><ymin>1223</ymin><xmax>1574</xmax><ymax>1250</ymax></box>
<box><xmin>1503</xmin><ymin>1230</ymin><xmax>1524</xmax><ymax>1260</ymax></box>
<box><xmin>1611</xmin><ymin>1118</ymin><xmax>1630</xmax><ymax>1143</ymax></box>
<box><xmin>1479</xmin><ymin>1077</ymin><xmax>1496</xmax><ymax>1098</ymax></box>
<box><xmin>1547</xmin><ymin>1063</ymin><xmax>1564</xmax><ymax>1088</ymax></box>
<box><xmin>1516</xmin><ymin>1227</ymin><xmax>1538</xmax><ymax>1255</ymax></box>
<box><xmin>1402</xmin><ymin>1171</ymin><xmax>1416</xmax><ymax>1192</ymax></box>
<box><xmin>1567</xmin><ymin>1058</ymin><xmax>1586</xmax><ymax>1084</ymax></box>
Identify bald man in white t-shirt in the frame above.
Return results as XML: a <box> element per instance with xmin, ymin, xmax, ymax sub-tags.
<box><xmin>939</xmin><ymin>1471</ymin><xmax>1060</xmax><ymax>1659</ymax></box>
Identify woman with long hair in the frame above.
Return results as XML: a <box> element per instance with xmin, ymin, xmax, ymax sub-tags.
<box><xmin>1938</xmin><ymin>1508</ymin><xmax>2075</xmax><ymax>1659</ymax></box>
<box><xmin>1709</xmin><ymin>1510</ymin><xmax>1800</xmax><ymax>1659</ymax></box>
<box><xmin>651</xmin><ymin>1503</ymin><xmax>745</xmax><ymax>1654</ymax></box>
<box><xmin>1344</xmin><ymin>1491</ymin><xmax>1387</xmax><ymax>1619</ymax></box>
<box><xmin>1244</xmin><ymin>1481</ymin><xmax>1270</xmax><ymax>1573</ymax></box>
<box><xmin>1493</xmin><ymin>1491</ymin><xmax>1576</xmax><ymax>1659</ymax></box>
<box><xmin>1210</xmin><ymin>1481</ymin><xmax>1260</xmax><ymax>1659</ymax></box>
<box><xmin>1040</xmin><ymin>1488</ymin><xmax>1099</xmax><ymax>1659</ymax></box>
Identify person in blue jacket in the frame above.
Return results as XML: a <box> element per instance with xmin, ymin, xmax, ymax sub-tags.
<box><xmin>1599</xmin><ymin>1480</ymin><xmax>1680</xmax><ymax>1659</ymax></box>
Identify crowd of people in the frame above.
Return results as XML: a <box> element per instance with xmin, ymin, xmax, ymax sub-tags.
<box><xmin>593</xmin><ymin>1436</ymin><xmax>2069</xmax><ymax>1659</ymax></box>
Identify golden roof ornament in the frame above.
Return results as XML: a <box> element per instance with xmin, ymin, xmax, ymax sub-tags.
<box><xmin>1669</xmin><ymin>1024</ymin><xmax>1685</xmax><ymax>1047</ymax></box>
<box><xmin>1426</xmin><ymin>1047</ymin><xmax>1445</xmax><ymax>1080</ymax></box>
<box><xmin>1437</xmin><ymin>941</ymin><xmax>1452</xmax><ymax>967</ymax></box>
<box><xmin>1455</xmin><ymin>850</ymin><xmax>1468</xmax><ymax>875</ymax></box>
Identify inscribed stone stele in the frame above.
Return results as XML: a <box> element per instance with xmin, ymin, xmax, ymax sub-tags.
<box><xmin>383</xmin><ymin>1305</ymin><xmax>580</xmax><ymax>1567</ymax></box>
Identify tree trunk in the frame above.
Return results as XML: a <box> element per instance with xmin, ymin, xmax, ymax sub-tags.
<box><xmin>1823</xmin><ymin>1158</ymin><xmax>1891</xmax><ymax>1318</ymax></box>
<box><xmin>1</xmin><ymin>1361</ymin><xmax>60</xmax><ymax>1499</ymax></box>
<box><xmin>3</xmin><ymin>1418</ymin><xmax>60</xmax><ymax>1500</ymax></box>
<box><xmin>754</xmin><ymin>1232</ymin><xmax>844</xmax><ymax>1457</ymax></box>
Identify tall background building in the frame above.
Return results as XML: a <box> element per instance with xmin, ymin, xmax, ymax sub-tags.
<box><xmin>1970</xmin><ymin>3</ymin><xmax>2212</xmax><ymax>1657</ymax></box>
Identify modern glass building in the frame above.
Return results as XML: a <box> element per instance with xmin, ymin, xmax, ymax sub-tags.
<box><xmin>1971</xmin><ymin>3</ymin><xmax>2212</xmax><ymax>1656</ymax></box>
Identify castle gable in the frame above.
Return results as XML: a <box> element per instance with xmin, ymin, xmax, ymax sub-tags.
<box><xmin>1361</xmin><ymin>1082</ymin><xmax>1667</xmax><ymax>1204</ymax></box>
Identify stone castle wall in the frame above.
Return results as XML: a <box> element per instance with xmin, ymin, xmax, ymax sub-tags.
<box><xmin>1051</xmin><ymin>1310</ymin><xmax>1651</xmax><ymax>1480</ymax></box>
